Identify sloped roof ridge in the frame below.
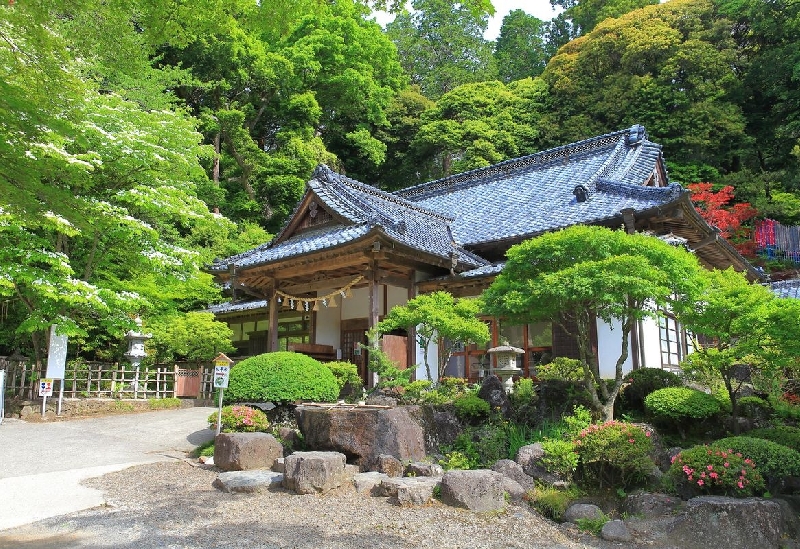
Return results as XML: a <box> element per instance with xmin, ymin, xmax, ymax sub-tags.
<box><xmin>596</xmin><ymin>178</ymin><xmax>684</xmax><ymax>200</ymax></box>
<box><xmin>312</xmin><ymin>165</ymin><xmax>454</xmax><ymax>223</ymax></box>
<box><xmin>396</xmin><ymin>126</ymin><xmax>640</xmax><ymax>200</ymax></box>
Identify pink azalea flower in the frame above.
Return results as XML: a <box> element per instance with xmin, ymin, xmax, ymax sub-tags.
<box><xmin>737</xmin><ymin>481</ymin><xmax>744</xmax><ymax>489</ymax></box>
<box><xmin>646</xmin><ymin>432</ymin><xmax>651</xmax><ymax>437</ymax></box>
<box><xmin>697</xmin><ymin>480</ymin><xmax>704</xmax><ymax>486</ymax></box>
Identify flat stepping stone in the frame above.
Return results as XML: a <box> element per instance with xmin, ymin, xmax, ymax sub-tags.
<box><xmin>213</xmin><ymin>470</ymin><xmax>284</xmax><ymax>493</ymax></box>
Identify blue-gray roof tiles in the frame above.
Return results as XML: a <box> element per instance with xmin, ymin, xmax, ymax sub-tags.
<box><xmin>769</xmin><ymin>279</ymin><xmax>800</xmax><ymax>299</ymax></box>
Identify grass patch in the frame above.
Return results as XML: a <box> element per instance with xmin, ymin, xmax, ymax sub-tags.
<box><xmin>190</xmin><ymin>439</ymin><xmax>215</xmax><ymax>458</ymax></box>
<box><xmin>148</xmin><ymin>397</ymin><xmax>182</xmax><ymax>410</ymax></box>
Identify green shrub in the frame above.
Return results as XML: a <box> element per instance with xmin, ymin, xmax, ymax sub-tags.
<box><xmin>540</xmin><ymin>438</ymin><xmax>579</xmax><ymax>480</ymax></box>
<box><xmin>147</xmin><ymin>397</ymin><xmax>182</xmax><ymax>410</ymax></box>
<box><xmin>526</xmin><ymin>483</ymin><xmax>581</xmax><ymax>521</ymax></box>
<box><xmin>401</xmin><ymin>380</ymin><xmax>433</xmax><ymax>403</ymax></box>
<box><xmin>453</xmin><ymin>393</ymin><xmax>491</xmax><ymax>421</ymax></box>
<box><xmin>666</xmin><ymin>445</ymin><xmax>765</xmax><ymax>498</ymax></box>
<box><xmin>225</xmin><ymin>351</ymin><xmax>339</xmax><ymax>404</ymax></box>
<box><xmin>323</xmin><ymin>361</ymin><xmax>361</xmax><ymax>390</ymax></box>
<box><xmin>506</xmin><ymin>422</ymin><xmax>534</xmax><ymax>460</ymax></box>
<box><xmin>208</xmin><ymin>405</ymin><xmax>270</xmax><ymax>433</ymax></box>
<box><xmin>644</xmin><ymin>387</ymin><xmax>721</xmax><ymax>436</ymax></box>
<box><xmin>440</xmin><ymin>449</ymin><xmax>480</xmax><ymax>470</ymax></box>
<box><xmin>573</xmin><ymin>421</ymin><xmax>654</xmax><ymax>489</ymax></box>
<box><xmin>618</xmin><ymin>368</ymin><xmax>683</xmax><ymax>415</ymax></box>
<box><xmin>746</xmin><ymin>426</ymin><xmax>800</xmax><ymax>452</ymax></box>
<box><xmin>512</xmin><ymin>377</ymin><xmax>535</xmax><ymax>402</ymax></box>
<box><xmin>713</xmin><ymin>436</ymin><xmax>800</xmax><ymax>489</ymax></box>
<box><xmin>575</xmin><ymin>512</ymin><xmax>611</xmax><ymax>535</ymax></box>
<box><xmin>537</xmin><ymin>357</ymin><xmax>584</xmax><ymax>381</ymax></box>
<box><xmin>736</xmin><ymin>396</ymin><xmax>771</xmax><ymax>419</ymax></box>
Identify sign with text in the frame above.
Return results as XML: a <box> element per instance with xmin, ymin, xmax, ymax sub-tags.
<box><xmin>46</xmin><ymin>325</ymin><xmax>68</xmax><ymax>379</ymax></box>
<box><xmin>213</xmin><ymin>365</ymin><xmax>230</xmax><ymax>389</ymax></box>
<box><xmin>39</xmin><ymin>378</ymin><xmax>54</xmax><ymax>397</ymax></box>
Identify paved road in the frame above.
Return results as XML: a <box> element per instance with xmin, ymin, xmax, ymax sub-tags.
<box><xmin>0</xmin><ymin>407</ymin><xmax>215</xmax><ymax>530</ymax></box>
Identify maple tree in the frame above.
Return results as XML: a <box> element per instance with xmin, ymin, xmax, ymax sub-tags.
<box><xmin>688</xmin><ymin>183</ymin><xmax>758</xmax><ymax>257</ymax></box>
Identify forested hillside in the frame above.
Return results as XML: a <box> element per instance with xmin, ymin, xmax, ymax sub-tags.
<box><xmin>1</xmin><ymin>0</ymin><xmax>798</xmax><ymax>362</ymax></box>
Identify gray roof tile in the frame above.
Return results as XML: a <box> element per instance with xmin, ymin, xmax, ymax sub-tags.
<box><xmin>769</xmin><ymin>279</ymin><xmax>800</xmax><ymax>299</ymax></box>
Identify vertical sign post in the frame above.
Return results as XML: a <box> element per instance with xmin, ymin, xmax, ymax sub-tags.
<box><xmin>212</xmin><ymin>353</ymin><xmax>233</xmax><ymax>436</ymax></box>
<box><xmin>0</xmin><ymin>369</ymin><xmax>5</xmax><ymax>425</ymax></box>
<box><xmin>46</xmin><ymin>325</ymin><xmax>68</xmax><ymax>416</ymax></box>
<box><xmin>39</xmin><ymin>378</ymin><xmax>53</xmax><ymax>418</ymax></box>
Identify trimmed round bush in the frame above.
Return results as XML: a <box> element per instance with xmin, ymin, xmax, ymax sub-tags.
<box><xmin>746</xmin><ymin>426</ymin><xmax>800</xmax><ymax>452</ymax></box>
<box><xmin>208</xmin><ymin>404</ymin><xmax>270</xmax><ymax>433</ymax></box>
<box><xmin>225</xmin><ymin>351</ymin><xmax>339</xmax><ymax>404</ymax></box>
<box><xmin>736</xmin><ymin>395</ymin><xmax>771</xmax><ymax>419</ymax></box>
<box><xmin>644</xmin><ymin>387</ymin><xmax>721</xmax><ymax>433</ymax></box>
<box><xmin>452</xmin><ymin>393</ymin><xmax>490</xmax><ymax>420</ymax></box>
<box><xmin>537</xmin><ymin>357</ymin><xmax>584</xmax><ymax>381</ymax></box>
<box><xmin>618</xmin><ymin>368</ymin><xmax>683</xmax><ymax>415</ymax></box>
<box><xmin>713</xmin><ymin>436</ymin><xmax>800</xmax><ymax>489</ymax></box>
<box><xmin>573</xmin><ymin>421</ymin><xmax>655</xmax><ymax>489</ymax></box>
<box><xmin>666</xmin><ymin>444</ymin><xmax>765</xmax><ymax>499</ymax></box>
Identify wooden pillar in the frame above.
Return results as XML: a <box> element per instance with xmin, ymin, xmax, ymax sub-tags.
<box><xmin>368</xmin><ymin>261</ymin><xmax>379</xmax><ymax>387</ymax></box>
<box><xmin>268</xmin><ymin>287</ymin><xmax>279</xmax><ymax>352</ymax></box>
<box><xmin>407</xmin><ymin>283</ymin><xmax>417</xmax><ymax>381</ymax></box>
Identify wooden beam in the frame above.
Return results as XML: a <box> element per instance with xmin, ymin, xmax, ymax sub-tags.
<box><xmin>268</xmin><ymin>288</ymin><xmax>279</xmax><ymax>352</ymax></box>
<box><xmin>689</xmin><ymin>232</ymin><xmax>719</xmax><ymax>251</ymax></box>
<box><xmin>280</xmin><ymin>274</ymin><xmax>364</xmax><ymax>295</ymax></box>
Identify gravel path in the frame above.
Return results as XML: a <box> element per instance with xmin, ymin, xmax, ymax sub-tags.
<box><xmin>0</xmin><ymin>460</ymin><xmax>631</xmax><ymax>549</ymax></box>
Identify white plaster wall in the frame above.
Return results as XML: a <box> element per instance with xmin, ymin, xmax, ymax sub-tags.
<box><xmin>415</xmin><ymin>335</ymin><xmax>438</xmax><ymax>383</ymax></box>
<box><xmin>341</xmin><ymin>286</ymin><xmax>370</xmax><ymax>320</ymax></box>
<box><xmin>386</xmin><ymin>285</ymin><xmax>408</xmax><ymax>315</ymax></box>
<box><xmin>639</xmin><ymin>316</ymin><xmax>663</xmax><ymax>370</ymax></box>
<box><xmin>595</xmin><ymin>318</ymin><xmax>634</xmax><ymax>378</ymax></box>
<box><xmin>314</xmin><ymin>291</ymin><xmax>341</xmax><ymax>350</ymax></box>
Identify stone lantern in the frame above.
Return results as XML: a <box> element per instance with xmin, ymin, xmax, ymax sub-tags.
<box><xmin>124</xmin><ymin>316</ymin><xmax>152</xmax><ymax>398</ymax></box>
<box><xmin>487</xmin><ymin>342</ymin><xmax>524</xmax><ymax>394</ymax></box>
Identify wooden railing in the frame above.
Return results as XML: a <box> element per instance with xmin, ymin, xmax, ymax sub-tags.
<box><xmin>0</xmin><ymin>357</ymin><xmax>218</xmax><ymax>400</ymax></box>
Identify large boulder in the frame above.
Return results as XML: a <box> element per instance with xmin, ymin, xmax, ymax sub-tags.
<box><xmin>379</xmin><ymin>476</ymin><xmax>441</xmax><ymax>506</ymax></box>
<box><xmin>665</xmin><ymin>496</ymin><xmax>785</xmax><ymax>549</ymax></box>
<box><xmin>623</xmin><ymin>492</ymin><xmax>682</xmax><ymax>518</ymax></box>
<box><xmin>563</xmin><ymin>503</ymin><xmax>604</xmax><ymax>524</ymax></box>
<box><xmin>282</xmin><ymin>451</ymin><xmax>349</xmax><ymax>495</ymax></box>
<box><xmin>515</xmin><ymin>443</ymin><xmax>564</xmax><ymax>486</ymax></box>
<box><xmin>440</xmin><ymin>469</ymin><xmax>506</xmax><ymax>512</ymax></box>
<box><xmin>295</xmin><ymin>405</ymin><xmax>426</xmax><ymax>471</ymax></box>
<box><xmin>477</xmin><ymin>375</ymin><xmax>511</xmax><ymax>417</ymax></box>
<box><xmin>492</xmin><ymin>459</ymin><xmax>535</xmax><ymax>491</ymax></box>
<box><xmin>214</xmin><ymin>432</ymin><xmax>284</xmax><ymax>472</ymax></box>
<box><xmin>212</xmin><ymin>471</ymin><xmax>283</xmax><ymax>494</ymax></box>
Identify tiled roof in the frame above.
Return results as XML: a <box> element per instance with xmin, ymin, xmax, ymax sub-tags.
<box><xmin>211</xmin><ymin>126</ymin><xmax>683</xmax><ymax>272</ymax></box>
<box><xmin>769</xmin><ymin>279</ymin><xmax>800</xmax><ymax>299</ymax></box>
<box><xmin>396</xmin><ymin>126</ymin><xmax>673</xmax><ymax>247</ymax></box>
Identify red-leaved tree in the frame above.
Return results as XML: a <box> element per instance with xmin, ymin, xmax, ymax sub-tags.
<box><xmin>688</xmin><ymin>183</ymin><xmax>758</xmax><ymax>257</ymax></box>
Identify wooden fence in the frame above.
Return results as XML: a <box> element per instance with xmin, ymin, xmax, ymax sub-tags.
<box><xmin>755</xmin><ymin>219</ymin><xmax>800</xmax><ymax>263</ymax></box>
<box><xmin>0</xmin><ymin>356</ymin><xmax>216</xmax><ymax>400</ymax></box>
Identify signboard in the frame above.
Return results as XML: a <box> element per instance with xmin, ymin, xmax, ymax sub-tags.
<box><xmin>213</xmin><ymin>365</ymin><xmax>230</xmax><ymax>389</ymax></box>
<box><xmin>46</xmin><ymin>325</ymin><xmax>68</xmax><ymax>379</ymax></box>
<box><xmin>39</xmin><ymin>378</ymin><xmax>54</xmax><ymax>397</ymax></box>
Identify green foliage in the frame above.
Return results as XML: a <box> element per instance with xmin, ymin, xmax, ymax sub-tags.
<box><xmin>618</xmin><ymin>368</ymin><xmax>683</xmax><ymax>416</ymax></box>
<box><xmin>483</xmin><ymin>225</ymin><xmax>705</xmax><ymax>420</ymax></box>
<box><xmin>440</xmin><ymin>449</ymin><xmax>480</xmax><ymax>471</ymax></box>
<box><xmin>644</xmin><ymin>387</ymin><xmax>722</xmax><ymax>435</ymax></box>
<box><xmin>666</xmin><ymin>445</ymin><xmax>765</xmax><ymax>498</ymax></box>
<box><xmin>575</xmin><ymin>512</ymin><xmax>611</xmax><ymax>536</ymax></box>
<box><xmin>365</xmin><ymin>329</ymin><xmax>414</xmax><ymax>390</ymax></box>
<box><xmin>540</xmin><ymin>439</ymin><xmax>579</xmax><ymax>480</ymax></box>
<box><xmin>573</xmin><ymin>421</ymin><xmax>655</xmax><ymax>489</ymax></box>
<box><xmin>148</xmin><ymin>312</ymin><xmax>235</xmax><ymax>364</ymax></box>
<box><xmin>401</xmin><ymin>380</ymin><xmax>434</xmax><ymax>403</ymax></box>
<box><xmin>225</xmin><ymin>352</ymin><xmax>339</xmax><ymax>404</ymax></box>
<box><xmin>208</xmin><ymin>405</ymin><xmax>270</xmax><ymax>433</ymax></box>
<box><xmin>506</xmin><ymin>422</ymin><xmax>535</xmax><ymax>461</ymax></box>
<box><xmin>323</xmin><ymin>361</ymin><xmax>363</xmax><ymax>392</ymax></box>
<box><xmin>147</xmin><ymin>398</ymin><xmax>181</xmax><ymax>410</ymax></box>
<box><xmin>713</xmin><ymin>436</ymin><xmax>800</xmax><ymax>489</ymax></box>
<box><xmin>736</xmin><ymin>396</ymin><xmax>771</xmax><ymax>419</ymax></box>
<box><xmin>452</xmin><ymin>393</ymin><xmax>491</xmax><ymax>421</ymax></box>
<box><xmin>494</xmin><ymin>10</ymin><xmax>549</xmax><ymax>82</ymax></box>
<box><xmin>537</xmin><ymin>357</ymin><xmax>584</xmax><ymax>381</ymax></box>
<box><xmin>377</xmin><ymin>292</ymin><xmax>489</xmax><ymax>384</ymax></box>
<box><xmin>191</xmin><ymin>439</ymin><xmax>215</xmax><ymax>458</ymax></box>
<box><xmin>526</xmin><ymin>483</ymin><xmax>582</xmax><ymax>522</ymax></box>
<box><xmin>745</xmin><ymin>426</ymin><xmax>800</xmax><ymax>453</ymax></box>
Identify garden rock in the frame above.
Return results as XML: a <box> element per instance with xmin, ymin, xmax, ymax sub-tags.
<box><xmin>665</xmin><ymin>496</ymin><xmax>785</xmax><ymax>549</ymax></box>
<box><xmin>405</xmin><ymin>461</ymin><xmax>444</xmax><ymax>477</ymax></box>
<box><xmin>212</xmin><ymin>470</ymin><xmax>283</xmax><ymax>494</ymax></box>
<box><xmin>418</xmin><ymin>407</ymin><xmax>461</xmax><ymax>453</ymax></box>
<box><xmin>623</xmin><ymin>492</ymin><xmax>681</xmax><ymax>518</ymax></box>
<box><xmin>282</xmin><ymin>451</ymin><xmax>349</xmax><ymax>495</ymax></box>
<box><xmin>477</xmin><ymin>375</ymin><xmax>511</xmax><ymax>417</ymax></box>
<box><xmin>501</xmin><ymin>476</ymin><xmax>527</xmax><ymax>502</ymax></box>
<box><xmin>440</xmin><ymin>469</ymin><xmax>506</xmax><ymax>512</ymax></box>
<box><xmin>515</xmin><ymin>443</ymin><xmax>564</xmax><ymax>485</ymax></box>
<box><xmin>353</xmin><ymin>472</ymin><xmax>389</xmax><ymax>495</ymax></box>
<box><xmin>295</xmin><ymin>405</ymin><xmax>426</xmax><ymax>471</ymax></box>
<box><xmin>214</xmin><ymin>432</ymin><xmax>284</xmax><ymax>472</ymax></box>
<box><xmin>563</xmin><ymin>503</ymin><xmax>604</xmax><ymax>524</ymax></box>
<box><xmin>380</xmin><ymin>476</ymin><xmax>441</xmax><ymax>506</ymax></box>
<box><xmin>375</xmin><ymin>454</ymin><xmax>404</xmax><ymax>477</ymax></box>
<box><xmin>492</xmin><ymin>459</ymin><xmax>534</xmax><ymax>491</ymax></box>
<box><xmin>601</xmin><ymin>520</ymin><xmax>631</xmax><ymax>542</ymax></box>
<box><xmin>272</xmin><ymin>457</ymin><xmax>284</xmax><ymax>473</ymax></box>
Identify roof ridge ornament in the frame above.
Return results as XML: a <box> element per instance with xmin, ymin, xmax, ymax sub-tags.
<box><xmin>626</xmin><ymin>125</ymin><xmax>647</xmax><ymax>146</ymax></box>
